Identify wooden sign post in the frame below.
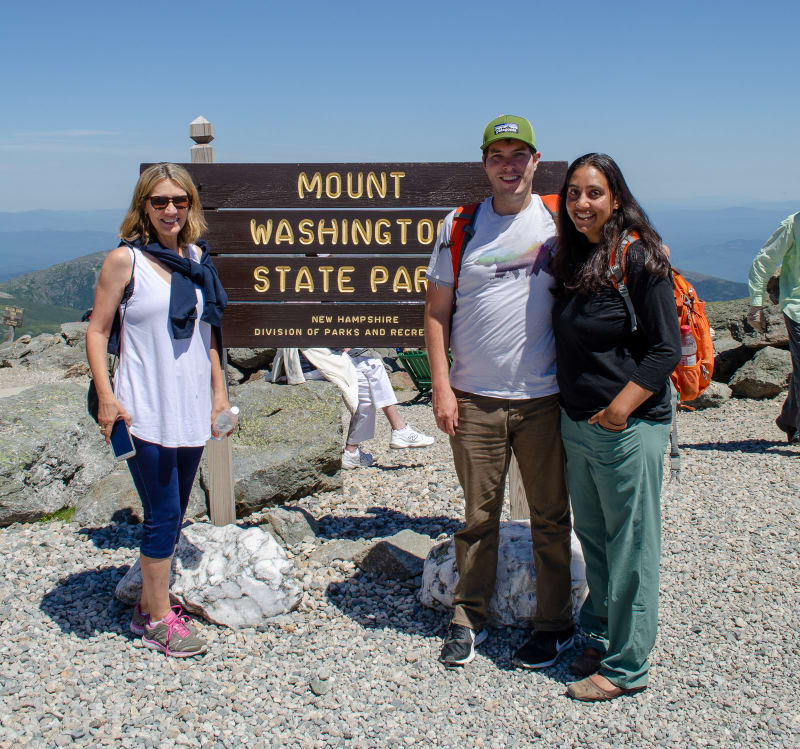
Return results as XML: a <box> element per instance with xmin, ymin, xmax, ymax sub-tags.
<box><xmin>175</xmin><ymin>118</ymin><xmax>567</xmax><ymax>523</ymax></box>
<box><xmin>2</xmin><ymin>306</ymin><xmax>23</xmax><ymax>344</ymax></box>
<box><xmin>189</xmin><ymin>120</ymin><xmax>235</xmax><ymax>527</ymax></box>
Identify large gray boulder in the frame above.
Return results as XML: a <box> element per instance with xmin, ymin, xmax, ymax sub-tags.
<box><xmin>115</xmin><ymin>523</ymin><xmax>301</xmax><ymax>629</ymax></box>
<box><xmin>419</xmin><ymin>521</ymin><xmax>588</xmax><ymax>628</ymax></box>
<box><xmin>683</xmin><ymin>380</ymin><xmax>732</xmax><ymax>410</ymax></box>
<box><xmin>354</xmin><ymin>530</ymin><xmax>435</xmax><ymax>580</ymax></box>
<box><xmin>729</xmin><ymin>346</ymin><xmax>793</xmax><ymax>399</ymax></box>
<box><xmin>712</xmin><ymin>330</ymin><xmax>753</xmax><ymax>383</ymax></box>
<box><xmin>227</xmin><ymin>348</ymin><xmax>276</xmax><ymax>372</ymax></box>
<box><xmin>0</xmin><ymin>383</ymin><xmax>116</xmax><ymax>525</ymax></box>
<box><xmin>202</xmin><ymin>379</ymin><xmax>342</xmax><ymax>519</ymax></box>
<box><xmin>259</xmin><ymin>505</ymin><xmax>318</xmax><ymax>546</ymax></box>
<box><xmin>60</xmin><ymin>322</ymin><xmax>89</xmax><ymax>348</ymax></box>
<box><xmin>73</xmin><ymin>466</ymin><xmax>207</xmax><ymax>526</ymax></box>
<box><xmin>708</xmin><ymin>298</ymin><xmax>788</xmax><ymax>349</ymax></box>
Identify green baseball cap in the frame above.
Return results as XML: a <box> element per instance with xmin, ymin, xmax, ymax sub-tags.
<box><xmin>481</xmin><ymin>115</ymin><xmax>536</xmax><ymax>152</ymax></box>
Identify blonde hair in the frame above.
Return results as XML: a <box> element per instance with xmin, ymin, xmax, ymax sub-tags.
<box><xmin>119</xmin><ymin>163</ymin><xmax>207</xmax><ymax>247</ymax></box>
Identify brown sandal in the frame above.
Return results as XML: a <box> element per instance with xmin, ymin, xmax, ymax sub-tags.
<box><xmin>569</xmin><ymin>647</ymin><xmax>604</xmax><ymax>677</ymax></box>
<box><xmin>566</xmin><ymin>676</ymin><xmax>646</xmax><ymax>702</ymax></box>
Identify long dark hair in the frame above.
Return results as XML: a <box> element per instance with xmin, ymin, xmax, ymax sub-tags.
<box><xmin>551</xmin><ymin>153</ymin><xmax>669</xmax><ymax>297</ymax></box>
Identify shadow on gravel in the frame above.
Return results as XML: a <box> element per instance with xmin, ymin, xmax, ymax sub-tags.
<box><xmin>77</xmin><ymin>509</ymin><xmax>142</xmax><ymax>551</ymax></box>
<box><xmin>40</xmin><ymin>565</ymin><xmax>133</xmax><ymax>638</ymax></box>
<box><xmin>316</xmin><ymin>506</ymin><xmax>462</xmax><ymax>542</ymax></box>
<box><xmin>681</xmin><ymin>438</ymin><xmax>798</xmax><ymax>456</ymax></box>
<box><xmin>325</xmin><ymin>570</ymin><xmax>579</xmax><ymax>679</ymax></box>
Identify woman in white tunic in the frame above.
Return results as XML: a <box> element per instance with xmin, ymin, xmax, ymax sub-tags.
<box><xmin>87</xmin><ymin>163</ymin><xmax>229</xmax><ymax>657</ymax></box>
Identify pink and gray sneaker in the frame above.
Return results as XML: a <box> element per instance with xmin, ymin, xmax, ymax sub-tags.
<box><xmin>142</xmin><ymin>606</ymin><xmax>207</xmax><ymax>658</ymax></box>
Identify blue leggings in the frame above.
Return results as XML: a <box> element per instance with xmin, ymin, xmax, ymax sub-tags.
<box><xmin>126</xmin><ymin>436</ymin><xmax>204</xmax><ymax>559</ymax></box>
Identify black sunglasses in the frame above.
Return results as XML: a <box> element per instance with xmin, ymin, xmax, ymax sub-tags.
<box><xmin>148</xmin><ymin>195</ymin><xmax>191</xmax><ymax>210</ymax></box>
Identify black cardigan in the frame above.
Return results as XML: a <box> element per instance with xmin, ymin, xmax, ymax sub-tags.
<box><xmin>552</xmin><ymin>241</ymin><xmax>681</xmax><ymax>423</ymax></box>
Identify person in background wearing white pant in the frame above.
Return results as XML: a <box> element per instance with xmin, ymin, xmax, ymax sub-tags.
<box><xmin>342</xmin><ymin>349</ymin><xmax>435</xmax><ymax>468</ymax></box>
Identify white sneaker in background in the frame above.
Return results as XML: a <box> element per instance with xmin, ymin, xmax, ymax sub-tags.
<box><xmin>341</xmin><ymin>447</ymin><xmax>374</xmax><ymax>469</ymax></box>
<box><xmin>390</xmin><ymin>424</ymin><xmax>435</xmax><ymax>449</ymax></box>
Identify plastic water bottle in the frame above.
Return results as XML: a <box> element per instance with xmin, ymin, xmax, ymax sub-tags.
<box><xmin>680</xmin><ymin>325</ymin><xmax>697</xmax><ymax>367</ymax></box>
<box><xmin>212</xmin><ymin>406</ymin><xmax>239</xmax><ymax>440</ymax></box>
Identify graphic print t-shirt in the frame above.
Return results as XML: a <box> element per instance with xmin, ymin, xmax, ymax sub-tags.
<box><xmin>426</xmin><ymin>195</ymin><xmax>557</xmax><ymax>398</ymax></box>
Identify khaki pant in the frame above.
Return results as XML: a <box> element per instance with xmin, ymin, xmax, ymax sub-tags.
<box><xmin>449</xmin><ymin>391</ymin><xmax>573</xmax><ymax>631</ymax></box>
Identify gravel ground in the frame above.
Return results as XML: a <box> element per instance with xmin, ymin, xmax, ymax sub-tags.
<box><xmin>0</xmin><ymin>392</ymin><xmax>798</xmax><ymax>748</ymax></box>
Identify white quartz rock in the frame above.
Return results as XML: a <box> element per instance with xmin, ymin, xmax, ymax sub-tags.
<box><xmin>419</xmin><ymin>520</ymin><xmax>588</xmax><ymax>627</ymax></box>
<box><xmin>115</xmin><ymin>522</ymin><xmax>300</xmax><ymax>629</ymax></box>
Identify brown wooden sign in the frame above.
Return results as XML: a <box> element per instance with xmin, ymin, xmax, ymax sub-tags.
<box><xmin>205</xmin><ymin>209</ymin><xmax>449</xmax><ymax>254</ymax></box>
<box><xmin>147</xmin><ymin>161</ymin><xmax>567</xmax><ymax>346</ymax></box>
<box><xmin>222</xmin><ymin>303</ymin><xmax>424</xmax><ymax>347</ymax></box>
<box><xmin>215</xmin><ymin>257</ymin><xmax>428</xmax><ymax>302</ymax></box>
<box><xmin>170</xmin><ymin>162</ymin><xmax>567</xmax><ymax>209</ymax></box>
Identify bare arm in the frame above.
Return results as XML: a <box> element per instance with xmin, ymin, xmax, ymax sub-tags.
<box><xmin>588</xmin><ymin>381</ymin><xmax>654</xmax><ymax>431</ymax></box>
<box><xmin>85</xmin><ymin>247</ymin><xmax>133</xmax><ymax>442</ymax></box>
<box><xmin>209</xmin><ymin>328</ymin><xmax>232</xmax><ymax>434</ymax></box>
<box><xmin>424</xmin><ymin>282</ymin><xmax>458</xmax><ymax>435</ymax></box>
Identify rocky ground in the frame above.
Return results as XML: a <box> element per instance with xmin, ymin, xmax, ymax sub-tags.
<box><xmin>0</xmin><ymin>390</ymin><xmax>798</xmax><ymax>748</ymax></box>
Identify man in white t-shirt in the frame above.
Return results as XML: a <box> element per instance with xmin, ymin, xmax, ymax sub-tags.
<box><xmin>425</xmin><ymin>115</ymin><xmax>574</xmax><ymax>670</ymax></box>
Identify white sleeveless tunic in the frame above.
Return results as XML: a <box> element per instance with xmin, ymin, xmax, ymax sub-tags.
<box><xmin>114</xmin><ymin>246</ymin><xmax>212</xmax><ymax>447</ymax></box>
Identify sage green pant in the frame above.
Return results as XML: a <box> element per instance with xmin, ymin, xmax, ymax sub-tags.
<box><xmin>560</xmin><ymin>411</ymin><xmax>669</xmax><ymax>690</ymax></box>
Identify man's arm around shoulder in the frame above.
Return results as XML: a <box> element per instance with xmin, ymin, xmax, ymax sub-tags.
<box><xmin>424</xmin><ymin>282</ymin><xmax>459</xmax><ymax>436</ymax></box>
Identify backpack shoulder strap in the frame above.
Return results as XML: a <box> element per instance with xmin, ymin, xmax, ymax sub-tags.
<box><xmin>449</xmin><ymin>203</ymin><xmax>481</xmax><ymax>289</ymax></box>
<box><xmin>540</xmin><ymin>193</ymin><xmax>559</xmax><ymax>218</ymax></box>
<box><xmin>608</xmin><ymin>231</ymin><xmax>639</xmax><ymax>334</ymax></box>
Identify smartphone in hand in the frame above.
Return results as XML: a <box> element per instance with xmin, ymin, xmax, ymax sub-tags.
<box><xmin>110</xmin><ymin>420</ymin><xmax>136</xmax><ymax>461</ymax></box>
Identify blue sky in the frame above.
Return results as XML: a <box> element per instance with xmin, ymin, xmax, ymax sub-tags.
<box><xmin>0</xmin><ymin>0</ymin><xmax>797</xmax><ymax>212</ymax></box>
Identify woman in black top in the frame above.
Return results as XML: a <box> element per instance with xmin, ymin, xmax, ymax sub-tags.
<box><xmin>550</xmin><ymin>153</ymin><xmax>680</xmax><ymax>701</ymax></box>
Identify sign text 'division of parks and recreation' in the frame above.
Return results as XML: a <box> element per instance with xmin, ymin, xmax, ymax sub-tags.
<box><xmin>170</xmin><ymin>162</ymin><xmax>567</xmax><ymax>346</ymax></box>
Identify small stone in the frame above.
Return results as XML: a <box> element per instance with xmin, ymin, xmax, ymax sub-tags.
<box><xmin>309</xmin><ymin>677</ymin><xmax>331</xmax><ymax>696</ymax></box>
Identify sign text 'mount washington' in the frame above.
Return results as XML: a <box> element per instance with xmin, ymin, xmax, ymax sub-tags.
<box><xmin>173</xmin><ymin>160</ymin><xmax>568</xmax><ymax>346</ymax></box>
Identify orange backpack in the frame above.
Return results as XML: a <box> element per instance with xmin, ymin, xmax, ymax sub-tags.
<box><xmin>609</xmin><ymin>231</ymin><xmax>714</xmax><ymax>403</ymax></box>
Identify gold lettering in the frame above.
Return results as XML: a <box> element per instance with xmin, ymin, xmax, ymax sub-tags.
<box><xmin>366</xmin><ymin>171</ymin><xmax>387</xmax><ymax>199</ymax></box>
<box><xmin>250</xmin><ymin>219</ymin><xmax>273</xmax><ymax>245</ymax></box>
<box><xmin>318</xmin><ymin>266</ymin><xmax>334</xmax><ymax>292</ymax></box>
<box><xmin>393</xmin><ymin>266</ymin><xmax>412</xmax><ymax>293</ymax></box>
<box><xmin>253</xmin><ymin>266</ymin><xmax>270</xmax><ymax>292</ymax></box>
<box><xmin>317</xmin><ymin>220</ymin><xmax>338</xmax><ymax>245</ymax></box>
<box><xmin>375</xmin><ymin>218</ymin><xmax>391</xmax><ymax>245</ymax></box>
<box><xmin>351</xmin><ymin>219</ymin><xmax>372</xmax><ymax>245</ymax></box>
<box><xmin>389</xmin><ymin>171</ymin><xmax>405</xmax><ymax>198</ymax></box>
<box><xmin>436</xmin><ymin>218</ymin><xmax>444</xmax><ymax>235</ymax></box>
<box><xmin>396</xmin><ymin>218</ymin><xmax>412</xmax><ymax>244</ymax></box>
<box><xmin>338</xmin><ymin>266</ymin><xmax>355</xmax><ymax>293</ymax></box>
<box><xmin>294</xmin><ymin>266</ymin><xmax>314</xmax><ymax>292</ymax></box>
<box><xmin>275</xmin><ymin>266</ymin><xmax>291</xmax><ymax>292</ymax></box>
<box><xmin>298</xmin><ymin>171</ymin><xmax>322</xmax><ymax>199</ymax></box>
<box><xmin>346</xmin><ymin>172</ymin><xmax>363</xmax><ymax>199</ymax></box>
<box><xmin>417</xmin><ymin>219</ymin><xmax>434</xmax><ymax>245</ymax></box>
<box><xmin>341</xmin><ymin>218</ymin><xmax>348</xmax><ymax>245</ymax></box>
<box><xmin>298</xmin><ymin>219</ymin><xmax>314</xmax><ymax>245</ymax></box>
<box><xmin>275</xmin><ymin>219</ymin><xmax>294</xmax><ymax>244</ymax></box>
<box><xmin>325</xmin><ymin>172</ymin><xmax>342</xmax><ymax>199</ymax></box>
<box><xmin>370</xmin><ymin>266</ymin><xmax>389</xmax><ymax>292</ymax></box>
<box><xmin>414</xmin><ymin>265</ymin><xmax>428</xmax><ymax>292</ymax></box>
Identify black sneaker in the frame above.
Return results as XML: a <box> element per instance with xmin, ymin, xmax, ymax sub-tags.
<box><xmin>438</xmin><ymin>623</ymin><xmax>487</xmax><ymax>668</ymax></box>
<box><xmin>512</xmin><ymin>628</ymin><xmax>574</xmax><ymax>669</ymax></box>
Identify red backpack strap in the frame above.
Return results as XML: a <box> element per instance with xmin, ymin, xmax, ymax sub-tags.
<box><xmin>449</xmin><ymin>203</ymin><xmax>480</xmax><ymax>289</ymax></box>
<box><xmin>540</xmin><ymin>193</ymin><xmax>559</xmax><ymax>218</ymax></box>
